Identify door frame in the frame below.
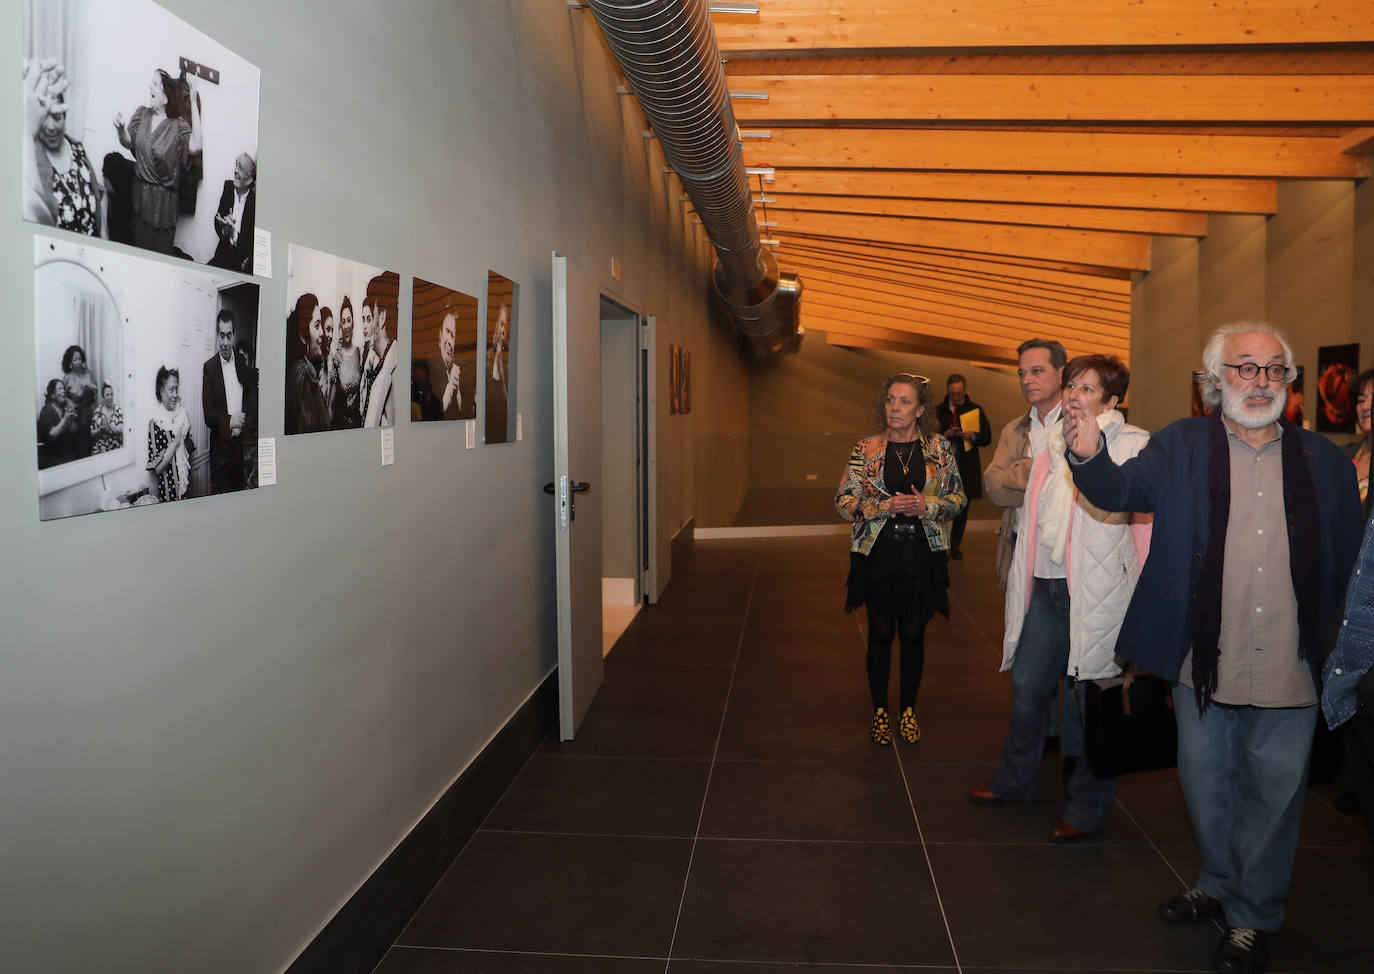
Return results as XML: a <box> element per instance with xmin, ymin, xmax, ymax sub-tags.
<box><xmin>599</xmin><ymin>291</ymin><xmax>657</xmax><ymax>606</ymax></box>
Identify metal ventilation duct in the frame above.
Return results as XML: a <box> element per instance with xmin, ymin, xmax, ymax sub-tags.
<box><xmin>584</xmin><ymin>0</ymin><xmax>802</xmax><ymax>358</ymax></box>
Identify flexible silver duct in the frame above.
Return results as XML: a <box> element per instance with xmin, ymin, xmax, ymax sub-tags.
<box><xmin>585</xmin><ymin>0</ymin><xmax>802</xmax><ymax>358</ymax></box>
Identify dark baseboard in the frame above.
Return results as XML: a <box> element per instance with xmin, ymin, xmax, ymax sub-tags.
<box><xmin>285</xmin><ymin>673</ymin><xmax>558</xmax><ymax>974</ymax></box>
<box><xmin>670</xmin><ymin>515</ymin><xmax>695</xmax><ymax>571</ymax></box>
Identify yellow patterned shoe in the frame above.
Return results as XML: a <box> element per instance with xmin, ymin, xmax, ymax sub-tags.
<box><xmin>898</xmin><ymin>707</ymin><xmax>921</xmax><ymax>744</ymax></box>
<box><xmin>870</xmin><ymin>708</ymin><xmax>892</xmax><ymax>745</ymax></box>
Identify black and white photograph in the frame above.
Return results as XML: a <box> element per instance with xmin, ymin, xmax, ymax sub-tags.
<box><xmin>34</xmin><ymin>234</ymin><xmax>261</xmax><ymax>521</ymax></box>
<box><xmin>484</xmin><ymin>270</ymin><xmax>518</xmax><ymax>444</ymax></box>
<box><xmin>411</xmin><ymin>277</ymin><xmax>478</xmax><ymax>423</ymax></box>
<box><xmin>285</xmin><ymin>244</ymin><xmax>400</xmax><ymax>435</ymax></box>
<box><xmin>22</xmin><ymin>0</ymin><xmax>261</xmax><ymax>271</ymax></box>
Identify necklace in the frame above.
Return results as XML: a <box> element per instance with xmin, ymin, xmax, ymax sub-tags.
<box><xmin>889</xmin><ymin>438</ymin><xmax>918</xmax><ymax>478</ymax></box>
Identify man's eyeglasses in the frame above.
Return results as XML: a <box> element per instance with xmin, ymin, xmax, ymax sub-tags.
<box><xmin>1223</xmin><ymin>362</ymin><xmax>1289</xmax><ymax>382</ymax></box>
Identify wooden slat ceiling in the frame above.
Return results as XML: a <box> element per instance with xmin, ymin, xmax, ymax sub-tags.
<box><xmin>698</xmin><ymin>0</ymin><xmax>1374</xmax><ymax>364</ymax></box>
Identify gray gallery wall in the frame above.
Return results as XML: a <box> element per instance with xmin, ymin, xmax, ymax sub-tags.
<box><xmin>1131</xmin><ymin>179</ymin><xmax>1372</xmax><ymax>443</ymax></box>
<box><xmin>0</xmin><ymin>3</ymin><xmax>750</xmax><ymax>972</ymax></box>
<box><xmin>738</xmin><ymin>336</ymin><xmax>1028</xmax><ymax>526</ymax></box>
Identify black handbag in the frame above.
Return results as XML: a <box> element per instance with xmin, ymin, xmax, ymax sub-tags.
<box><xmin>1082</xmin><ymin>671</ymin><xmax>1178</xmax><ymax>777</ymax></box>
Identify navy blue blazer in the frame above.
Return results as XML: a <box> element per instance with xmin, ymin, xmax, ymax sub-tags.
<box><xmin>1069</xmin><ymin>416</ymin><xmax>1362</xmax><ymax>682</ymax></box>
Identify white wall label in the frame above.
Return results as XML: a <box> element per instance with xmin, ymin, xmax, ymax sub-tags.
<box><xmin>466</xmin><ymin>420</ymin><xmax>476</xmax><ymax>449</ymax></box>
<box><xmin>258</xmin><ymin>437</ymin><xmax>276</xmax><ymax>485</ymax></box>
<box><xmin>252</xmin><ymin>228</ymin><xmax>272</xmax><ymax>278</ymax></box>
<box><xmin>516</xmin><ymin>413</ymin><xmax>523</xmax><ymax>441</ymax></box>
<box><xmin>381</xmin><ymin>428</ymin><xmax>394</xmax><ymax>465</ymax></box>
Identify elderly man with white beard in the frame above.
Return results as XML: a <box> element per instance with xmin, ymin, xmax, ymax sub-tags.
<box><xmin>1063</xmin><ymin>322</ymin><xmax>1360</xmax><ymax>974</ymax></box>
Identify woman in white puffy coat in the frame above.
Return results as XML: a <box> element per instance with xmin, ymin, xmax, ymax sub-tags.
<box><xmin>970</xmin><ymin>354</ymin><xmax>1150</xmax><ymax>842</ymax></box>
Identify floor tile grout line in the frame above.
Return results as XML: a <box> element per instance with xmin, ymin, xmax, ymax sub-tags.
<box><xmin>368</xmin><ymin>690</ymin><xmax>575</xmax><ymax>972</ymax></box>
<box><xmin>887</xmin><ymin>607</ymin><xmax>964</xmax><ymax>974</ymax></box>
<box><xmin>660</xmin><ymin>550</ymin><xmax>763</xmax><ymax>974</ymax></box>
<box><xmin>1111</xmin><ymin>798</ymin><xmax>1225</xmax><ymax>935</ymax></box>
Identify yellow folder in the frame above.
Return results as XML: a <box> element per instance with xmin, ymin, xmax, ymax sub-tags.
<box><xmin>957</xmin><ymin>406</ymin><xmax>982</xmax><ymax>451</ymax></box>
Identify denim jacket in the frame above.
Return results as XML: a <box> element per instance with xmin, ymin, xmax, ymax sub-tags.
<box><xmin>1322</xmin><ymin>510</ymin><xmax>1374</xmax><ymax>728</ymax></box>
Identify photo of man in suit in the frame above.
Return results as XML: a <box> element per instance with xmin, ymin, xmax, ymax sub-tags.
<box><xmin>208</xmin><ymin>153</ymin><xmax>255</xmax><ymax>273</ymax></box>
<box><xmin>202</xmin><ymin>308</ymin><xmax>253</xmax><ymax>493</ymax></box>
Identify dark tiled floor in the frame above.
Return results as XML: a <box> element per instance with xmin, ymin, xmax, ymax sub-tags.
<box><xmin>380</xmin><ymin>532</ymin><xmax>1374</xmax><ymax>974</ymax></box>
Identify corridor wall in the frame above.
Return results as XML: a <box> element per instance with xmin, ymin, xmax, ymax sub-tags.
<box><xmin>0</xmin><ymin>2</ymin><xmax>748</xmax><ymax>972</ymax></box>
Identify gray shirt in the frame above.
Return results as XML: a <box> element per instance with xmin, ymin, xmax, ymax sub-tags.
<box><xmin>1179</xmin><ymin>423</ymin><xmax>1315</xmax><ymax>707</ymax></box>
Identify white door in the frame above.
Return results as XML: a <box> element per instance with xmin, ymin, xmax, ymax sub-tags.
<box><xmin>551</xmin><ymin>252</ymin><xmax>604</xmax><ymax>739</ymax></box>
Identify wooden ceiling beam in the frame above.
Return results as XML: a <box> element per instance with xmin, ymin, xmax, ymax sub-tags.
<box><xmin>821</xmin><ymin>329</ymin><xmax>1019</xmax><ymax>366</ymax></box>
<box><xmin>786</xmin><ymin>257</ymin><xmax>1130</xmax><ymax>320</ymax></box>
<box><xmin>1341</xmin><ymin>127</ymin><xmax>1374</xmax><ymax>155</ymax></box>
<box><xmin>742</xmin><ymin>128</ymin><xmax>1370</xmax><ymax>179</ymax></box>
<box><xmin>811</xmin><ymin>316</ymin><xmax>1125</xmax><ymax>363</ymax></box>
<box><xmin>712</xmin><ymin>1</ymin><xmax>1374</xmax><ymax>51</ymax></box>
<box><xmin>781</xmin><ymin>245</ymin><xmax>1132</xmax><ymax>311</ymax></box>
<box><xmin>730</xmin><ymin>75</ymin><xmax>1374</xmax><ymax>125</ymax></box>
<box><xmin>762</xmin><ymin>170</ymin><xmax>1278</xmax><ymax>214</ymax></box>
<box><xmin>772</xmin><ymin>211</ymin><xmax>1153</xmax><ymax>270</ymax></box>
<box><xmin>804</xmin><ymin>275</ymin><xmax>1129</xmax><ymax>332</ymax></box>
<box><xmin>776</xmin><ymin>235</ymin><xmax>1134</xmax><ymax>295</ymax></box>
<box><xmin>802</xmin><ymin>291</ymin><xmax>1126</xmax><ymax>347</ymax></box>
<box><xmin>759</xmin><ymin>193</ymin><xmax>1208</xmax><ymax>236</ymax></box>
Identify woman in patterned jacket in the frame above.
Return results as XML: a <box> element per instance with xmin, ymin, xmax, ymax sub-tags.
<box><xmin>836</xmin><ymin>374</ymin><xmax>967</xmax><ymax>746</ymax></box>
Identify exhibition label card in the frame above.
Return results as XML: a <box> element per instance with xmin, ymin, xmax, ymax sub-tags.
<box><xmin>466</xmin><ymin>420</ymin><xmax>476</xmax><ymax>449</ymax></box>
<box><xmin>516</xmin><ymin>413</ymin><xmax>523</xmax><ymax>441</ymax></box>
<box><xmin>381</xmin><ymin>428</ymin><xmax>394</xmax><ymax>466</ymax></box>
<box><xmin>253</xmin><ymin>229</ymin><xmax>272</xmax><ymax>277</ymax></box>
<box><xmin>258</xmin><ymin>438</ymin><xmax>277</xmax><ymax>485</ymax></box>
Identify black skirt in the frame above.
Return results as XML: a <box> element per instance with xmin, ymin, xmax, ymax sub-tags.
<box><xmin>845</xmin><ymin>519</ymin><xmax>950</xmax><ymax>624</ymax></box>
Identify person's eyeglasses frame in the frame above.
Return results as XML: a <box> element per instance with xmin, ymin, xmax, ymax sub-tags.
<box><xmin>1222</xmin><ymin>362</ymin><xmax>1290</xmax><ymax>382</ymax></box>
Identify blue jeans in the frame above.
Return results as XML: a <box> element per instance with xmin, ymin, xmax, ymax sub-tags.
<box><xmin>989</xmin><ymin>578</ymin><xmax>1117</xmax><ymax>829</ymax></box>
<box><xmin>1174</xmin><ymin>686</ymin><xmax>1317</xmax><ymax>932</ymax></box>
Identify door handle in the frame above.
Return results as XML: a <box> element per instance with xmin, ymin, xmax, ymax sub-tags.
<box><xmin>546</xmin><ymin>480</ymin><xmax>591</xmax><ymax>523</ymax></box>
<box><xmin>570</xmin><ymin>481</ymin><xmax>591</xmax><ymax>494</ymax></box>
<box><xmin>543</xmin><ymin>482</ymin><xmax>556</xmax><ymax>494</ymax></box>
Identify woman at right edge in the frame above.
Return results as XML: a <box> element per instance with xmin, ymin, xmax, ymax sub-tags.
<box><xmin>836</xmin><ymin>373</ymin><xmax>967</xmax><ymax>746</ymax></box>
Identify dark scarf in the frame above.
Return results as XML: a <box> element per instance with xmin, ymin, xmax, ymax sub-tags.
<box><xmin>1190</xmin><ymin>413</ymin><xmax>1321</xmax><ymax>712</ymax></box>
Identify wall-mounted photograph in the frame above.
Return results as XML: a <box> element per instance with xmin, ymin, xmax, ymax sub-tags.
<box><xmin>1284</xmin><ymin>364</ymin><xmax>1304</xmax><ymax>427</ymax></box>
<box><xmin>22</xmin><ymin>0</ymin><xmax>262</xmax><ymax>271</ymax></box>
<box><xmin>411</xmin><ymin>277</ymin><xmax>478</xmax><ymax>423</ymax></box>
<box><xmin>34</xmin><ymin>234</ymin><xmax>260</xmax><ymax>520</ymax></box>
<box><xmin>669</xmin><ymin>344</ymin><xmax>680</xmax><ymax>414</ymax></box>
<box><xmin>678</xmin><ymin>347</ymin><xmax>691</xmax><ymax>415</ymax></box>
<box><xmin>484</xmin><ymin>270</ymin><xmax>518</xmax><ymax>444</ymax></box>
<box><xmin>1316</xmin><ymin>343</ymin><xmax>1359</xmax><ymax>433</ymax></box>
<box><xmin>285</xmin><ymin>244</ymin><xmax>399</xmax><ymax>434</ymax></box>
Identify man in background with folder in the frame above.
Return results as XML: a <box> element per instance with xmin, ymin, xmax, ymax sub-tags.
<box><xmin>936</xmin><ymin>373</ymin><xmax>992</xmax><ymax>560</ymax></box>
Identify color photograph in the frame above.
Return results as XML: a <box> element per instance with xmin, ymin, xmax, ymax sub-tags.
<box><xmin>22</xmin><ymin>0</ymin><xmax>262</xmax><ymax>270</ymax></box>
<box><xmin>411</xmin><ymin>277</ymin><xmax>478</xmax><ymax>423</ymax></box>
<box><xmin>484</xmin><ymin>270</ymin><xmax>518</xmax><ymax>444</ymax></box>
<box><xmin>1316</xmin><ymin>343</ymin><xmax>1359</xmax><ymax>433</ymax></box>
<box><xmin>34</xmin><ymin>234</ymin><xmax>260</xmax><ymax>520</ymax></box>
<box><xmin>285</xmin><ymin>244</ymin><xmax>400</xmax><ymax>434</ymax></box>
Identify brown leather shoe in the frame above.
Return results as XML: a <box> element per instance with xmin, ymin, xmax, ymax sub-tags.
<box><xmin>968</xmin><ymin>786</ymin><xmax>1004</xmax><ymax>806</ymax></box>
<box><xmin>1049</xmin><ymin>820</ymin><xmax>1097</xmax><ymax>843</ymax></box>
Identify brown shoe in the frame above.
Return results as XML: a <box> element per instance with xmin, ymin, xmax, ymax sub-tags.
<box><xmin>1049</xmin><ymin>820</ymin><xmax>1097</xmax><ymax>843</ymax></box>
<box><xmin>968</xmin><ymin>786</ymin><xmax>1004</xmax><ymax>806</ymax></box>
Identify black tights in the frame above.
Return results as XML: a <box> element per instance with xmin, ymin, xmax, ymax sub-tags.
<box><xmin>865</xmin><ymin>606</ymin><xmax>927</xmax><ymax>711</ymax></box>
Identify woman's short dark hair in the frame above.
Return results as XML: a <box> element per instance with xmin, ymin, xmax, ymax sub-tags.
<box><xmin>45</xmin><ymin>378</ymin><xmax>63</xmax><ymax>401</ymax></box>
<box><xmin>159</xmin><ymin>70</ymin><xmax>192</xmax><ymax>122</ymax></box>
<box><xmin>872</xmin><ymin>374</ymin><xmax>940</xmax><ymax>439</ymax></box>
<box><xmin>154</xmin><ymin>366</ymin><xmax>179</xmax><ymax>400</ymax></box>
<box><xmin>290</xmin><ymin>293</ymin><xmax>320</xmax><ymax>346</ymax></box>
<box><xmin>1063</xmin><ymin>354</ymin><xmax>1130</xmax><ymax>406</ymax></box>
<box><xmin>101</xmin><ymin>382</ymin><xmax>114</xmax><ymax>396</ymax></box>
<box><xmin>1355</xmin><ymin>368</ymin><xmax>1374</xmax><ymax>401</ymax></box>
<box><xmin>62</xmin><ymin>344</ymin><xmax>86</xmax><ymax>372</ymax></box>
<box><xmin>320</xmin><ymin>305</ymin><xmax>334</xmax><ymax>324</ymax></box>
